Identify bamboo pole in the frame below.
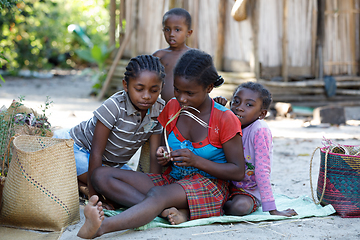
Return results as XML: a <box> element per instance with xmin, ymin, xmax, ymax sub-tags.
<box><xmin>282</xmin><ymin>0</ymin><xmax>288</xmax><ymax>82</ymax></box>
<box><xmin>214</xmin><ymin>0</ymin><xmax>227</xmax><ymax>70</ymax></box>
<box><xmin>97</xmin><ymin>28</ymin><xmax>134</xmax><ymax>101</ymax></box>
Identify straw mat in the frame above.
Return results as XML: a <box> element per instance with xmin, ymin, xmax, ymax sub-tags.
<box><xmin>103</xmin><ymin>194</ymin><xmax>335</xmax><ymax>230</ymax></box>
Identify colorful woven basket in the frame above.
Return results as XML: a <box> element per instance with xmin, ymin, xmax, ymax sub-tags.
<box><xmin>311</xmin><ymin>145</ymin><xmax>360</xmax><ymax>218</ymax></box>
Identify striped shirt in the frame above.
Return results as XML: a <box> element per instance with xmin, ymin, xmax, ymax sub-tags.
<box><xmin>70</xmin><ymin>90</ymin><xmax>164</xmax><ymax>164</ymax></box>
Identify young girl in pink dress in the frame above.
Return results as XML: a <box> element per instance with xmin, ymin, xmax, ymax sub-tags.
<box><xmin>216</xmin><ymin>82</ymin><xmax>297</xmax><ymax>217</ymax></box>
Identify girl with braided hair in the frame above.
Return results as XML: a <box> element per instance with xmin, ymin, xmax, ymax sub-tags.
<box><xmin>54</xmin><ymin>55</ymin><xmax>166</xmax><ymax>206</ymax></box>
<box><xmin>77</xmin><ymin>49</ymin><xmax>245</xmax><ymax>239</ymax></box>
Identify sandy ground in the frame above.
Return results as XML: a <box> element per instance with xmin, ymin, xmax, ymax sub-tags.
<box><xmin>1</xmin><ymin>72</ymin><xmax>360</xmax><ymax>239</ymax></box>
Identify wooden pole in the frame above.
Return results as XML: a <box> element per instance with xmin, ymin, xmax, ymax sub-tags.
<box><xmin>109</xmin><ymin>0</ymin><xmax>116</xmax><ymax>48</ymax></box>
<box><xmin>214</xmin><ymin>0</ymin><xmax>227</xmax><ymax>70</ymax></box>
<box><xmin>189</xmin><ymin>0</ymin><xmax>199</xmax><ymax>48</ymax></box>
<box><xmin>97</xmin><ymin>28</ymin><xmax>133</xmax><ymax>101</ymax></box>
<box><xmin>315</xmin><ymin>0</ymin><xmax>325</xmax><ymax>80</ymax></box>
<box><xmin>131</xmin><ymin>0</ymin><xmax>139</xmax><ymax>58</ymax></box>
<box><xmin>169</xmin><ymin>0</ymin><xmax>183</xmax><ymax>9</ymax></box>
<box><xmin>282</xmin><ymin>0</ymin><xmax>288</xmax><ymax>82</ymax></box>
<box><xmin>250</xmin><ymin>0</ymin><xmax>260</xmax><ymax>80</ymax></box>
<box><xmin>159</xmin><ymin>0</ymin><xmax>166</xmax><ymax>48</ymax></box>
<box><xmin>311</xmin><ymin>1</ymin><xmax>317</xmax><ymax>77</ymax></box>
<box><xmin>349</xmin><ymin>0</ymin><xmax>357</xmax><ymax>75</ymax></box>
<box><xmin>358</xmin><ymin>3</ymin><xmax>360</xmax><ymax>76</ymax></box>
<box><xmin>119</xmin><ymin>0</ymin><xmax>126</xmax><ymax>44</ymax></box>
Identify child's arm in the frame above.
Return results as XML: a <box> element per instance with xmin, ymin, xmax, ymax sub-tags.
<box><xmin>87</xmin><ymin>121</ymin><xmax>110</xmax><ymax>197</ymax></box>
<box><xmin>254</xmin><ymin>128</ymin><xmax>297</xmax><ymax>216</ymax></box>
<box><xmin>149</xmin><ymin>133</ymin><xmax>162</xmax><ymax>174</ymax></box>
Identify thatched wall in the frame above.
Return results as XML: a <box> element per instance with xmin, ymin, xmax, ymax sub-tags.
<box><xmin>118</xmin><ymin>0</ymin><xmax>359</xmax><ymax>77</ymax></box>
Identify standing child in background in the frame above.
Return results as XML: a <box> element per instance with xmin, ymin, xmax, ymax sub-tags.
<box><xmin>137</xmin><ymin>8</ymin><xmax>193</xmax><ymax>173</ymax></box>
<box><xmin>153</xmin><ymin>7</ymin><xmax>193</xmax><ymax>103</ymax></box>
<box><xmin>77</xmin><ymin>49</ymin><xmax>245</xmax><ymax>239</ymax></box>
<box><xmin>54</xmin><ymin>55</ymin><xmax>165</xmax><ymax>204</ymax></box>
<box><xmin>214</xmin><ymin>82</ymin><xmax>298</xmax><ymax>217</ymax></box>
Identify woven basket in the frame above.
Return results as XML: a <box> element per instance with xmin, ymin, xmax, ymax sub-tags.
<box><xmin>136</xmin><ymin>140</ymin><xmax>151</xmax><ymax>173</ymax></box>
<box><xmin>310</xmin><ymin>146</ymin><xmax>360</xmax><ymax>218</ymax></box>
<box><xmin>14</xmin><ymin>124</ymin><xmax>53</xmax><ymax>138</ymax></box>
<box><xmin>0</xmin><ymin>135</ymin><xmax>80</xmax><ymax>231</ymax></box>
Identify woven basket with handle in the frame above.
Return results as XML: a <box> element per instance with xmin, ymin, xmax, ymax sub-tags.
<box><xmin>310</xmin><ymin>145</ymin><xmax>360</xmax><ymax>218</ymax></box>
<box><xmin>0</xmin><ymin>135</ymin><xmax>79</xmax><ymax>231</ymax></box>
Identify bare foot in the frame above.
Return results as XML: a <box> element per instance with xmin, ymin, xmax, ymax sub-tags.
<box><xmin>161</xmin><ymin>207</ymin><xmax>189</xmax><ymax>225</ymax></box>
<box><xmin>77</xmin><ymin>195</ymin><xmax>105</xmax><ymax>239</ymax></box>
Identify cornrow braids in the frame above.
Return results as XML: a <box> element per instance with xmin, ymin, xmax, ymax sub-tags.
<box><xmin>163</xmin><ymin>8</ymin><xmax>192</xmax><ymax>29</ymax></box>
<box><xmin>124</xmin><ymin>55</ymin><xmax>165</xmax><ymax>83</ymax></box>
<box><xmin>233</xmin><ymin>82</ymin><xmax>272</xmax><ymax>110</ymax></box>
<box><xmin>173</xmin><ymin>49</ymin><xmax>223</xmax><ymax>88</ymax></box>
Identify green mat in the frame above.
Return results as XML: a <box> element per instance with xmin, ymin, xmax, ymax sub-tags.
<box><xmin>103</xmin><ymin>194</ymin><xmax>336</xmax><ymax>231</ymax></box>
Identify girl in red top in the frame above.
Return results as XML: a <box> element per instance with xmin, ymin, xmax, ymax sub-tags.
<box><xmin>77</xmin><ymin>49</ymin><xmax>245</xmax><ymax>239</ymax></box>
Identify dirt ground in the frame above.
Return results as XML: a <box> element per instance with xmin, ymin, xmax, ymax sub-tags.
<box><xmin>1</xmin><ymin>72</ymin><xmax>360</xmax><ymax>239</ymax></box>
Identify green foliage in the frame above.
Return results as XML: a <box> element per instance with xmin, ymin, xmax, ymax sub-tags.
<box><xmin>0</xmin><ymin>50</ymin><xmax>7</xmax><ymax>84</ymax></box>
<box><xmin>0</xmin><ymin>95</ymin><xmax>53</xmax><ymax>175</ymax></box>
<box><xmin>0</xmin><ymin>0</ymin><xmax>21</xmax><ymax>10</ymax></box>
<box><xmin>0</xmin><ymin>96</ymin><xmax>23</xmax><ymax>175</ymax></box>
<box><xmin>0</xmin><ymin>0</ymin><xmax>110</xmax><ymax>72</ymax></box>
<box><xmin>76</xmin><ymin>44</ymin><xmax>114</xmax><ymax>93</ymax></box>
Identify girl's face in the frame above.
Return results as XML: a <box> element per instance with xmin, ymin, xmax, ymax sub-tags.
<box><xmin>230</xmin><ymin>88</ymin><xmax>267</xmax><ymax>129</ymax></box>
<box><xmin>162</xmin><ymin>15</ymin><xmax>192</xmax><ymax>48</ymax></box>
<box><xmin>123</xmin><ymin>70</ymin><xmax>163</xmax><ymax>114</ymax></box>
<box><xmin>173</xmin><ymin>76</ymin><xmax>212</xmax><ymax>111</ymax></box>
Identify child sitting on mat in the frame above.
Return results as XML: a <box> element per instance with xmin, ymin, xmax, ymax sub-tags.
<box><xmin>53</xmin><ymin>55</ymin><xmax>166</xmax><ymax>205</ymax></box>
<box><xmin>214</xmin><ymin>82</ymin><xmax>298</xmax><ymax>217</ymax></box>
<box><xmin>77</xmin><ymin>49</ymin><xmax>245</xmax><ymax>239</ymax></box>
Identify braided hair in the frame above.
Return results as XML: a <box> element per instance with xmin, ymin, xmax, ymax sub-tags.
<box><xmin>163</xmin><ymin>8</ymin><xmax>192</xmax><ymax>30</ymax></box>
<box><xmin>124</xmin><ymin>55</ymin><xmax>165</xmax><ymax>83</ymax></box>
<box><xmin>173</xmin><ymin>49</ymin><xmax>224</xmax><ymax>88</ymax></box>
<box><xmin>233</xmin><ymin>82</ymin><xmax>272</xmax><ymax>110</ymax></box>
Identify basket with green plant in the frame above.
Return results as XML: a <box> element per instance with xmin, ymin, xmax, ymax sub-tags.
<box><xmin>0</xmin><ymin>96</ymin><xmax>53</xmax><ymax>204</ymax></box>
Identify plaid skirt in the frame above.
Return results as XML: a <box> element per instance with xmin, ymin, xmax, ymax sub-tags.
<box><xmin>147</xmin><ymin>167</ymin><xmax>229</xmax><ymax>220</ymax></box>
<box><xmin>228</xmin><ymin>184</ymin><xmax>260</xmax><ymax>214</ymax></box>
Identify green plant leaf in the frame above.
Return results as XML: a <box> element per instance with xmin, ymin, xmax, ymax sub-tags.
<box><xmin>0</xmin><ymin>74</ymin><xmax>5</xmax><ymax>83</ymax></box>
<box><xmin>75</xmin><ymin>49</ymin><xmax>96</xmax><ymax>63</ymax></box>
<box><xmin>91</xmin><ymin>45</ymin><xmax>103</xmax><ymax>63</ymax></box>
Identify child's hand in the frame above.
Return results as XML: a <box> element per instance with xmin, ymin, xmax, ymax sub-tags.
<box><xmin>213</xmin><ymin>96</ymin><xmax>228</xmax><ymax>106</ymax></box>
<box><xmin>170</xmin><ymin>148</ymin><xmax>197</xmax><ymax>167</ymax></box>
<box><xmin>156</xmin><ymin>146</ymin><xmax>171</xmax><ymax>166</ymax></box>
<box><xmin>269</xmin><ymin>208</ymin><xmax>298</xmax><ymax>217</ymax></box>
